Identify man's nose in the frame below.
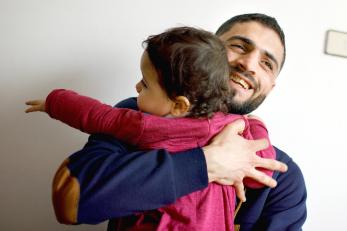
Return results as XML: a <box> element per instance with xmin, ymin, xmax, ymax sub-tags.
<box><xmin>234</xmin><ymin>51</ymin><xmax>259</xmax><ymax>76</ymax></box>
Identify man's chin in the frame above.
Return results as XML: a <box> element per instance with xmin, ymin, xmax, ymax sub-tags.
<box><xmin>228</xmin><ymin>94</ymin><xmax>266</xmax><ymax>115</ymax></box>
<box><xmin>228</xmin><ymin>102</ymin><xmax>250</xmax><ymax>115</ymax></box>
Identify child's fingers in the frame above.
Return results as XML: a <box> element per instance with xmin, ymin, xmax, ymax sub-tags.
<box><xmin>25</xmin><ymin>100</ymin><xmax>42</xmax><ymax>106</ymax></box>
<box><xmin>25</xmin><ymin>100</ymin><xmax>39</xmax><ymax>113</ymax></box>
<box><xmin>25</xmin><ymin>107</ymin><xmax>33</xmax><ymax>113</ymax></box>
<box><xmin>25</xmin><ymin>99</ymin><xmax>45</xmax><ymax>113</ymax></box>
<box><xmin>25</xmin><ymin>106</ymin><xmax>38</xmax><ymax>113</ymax></box>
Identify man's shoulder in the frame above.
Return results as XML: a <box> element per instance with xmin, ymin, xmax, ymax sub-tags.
<box><xmin>274</xmin><ymin>146</ymin><xmax>304</xmax><ymax>177</ymax></box>
<box><xmin>273</xmin><ymin>146</ymin><xmax>292</xmax><ymax>163</ymax></box>
<box><xmin>272</xmin><ymin>146</ymin><xmax>306</xmax><ymax>197</ymax></box>
<box><xmin>115</xmin><ymin>97</ymin><xmax>138</xmax><ymax>110</ymax></box>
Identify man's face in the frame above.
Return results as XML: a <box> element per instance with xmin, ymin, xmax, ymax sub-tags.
<box><xmin>218</xmin><ymin>21</ymin><xmax>284</xmax><ymax>114</ymax></box>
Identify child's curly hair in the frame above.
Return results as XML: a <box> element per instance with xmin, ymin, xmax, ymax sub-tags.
<box><xmin>143</xmin><ymin>26</ymin><xmax>230</xmax><ymax>118</ymax></box>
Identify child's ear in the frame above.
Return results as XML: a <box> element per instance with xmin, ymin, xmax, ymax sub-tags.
<box><xmin>170</xmin><ymin>96</ymin><xmax>190</xmax><ymax>117</ymax></box>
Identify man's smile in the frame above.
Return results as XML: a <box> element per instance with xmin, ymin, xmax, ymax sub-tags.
<box><xmin>229</xmin><ymin>73</ymin><xmax>252</xmax><ymax>90</ymax></box>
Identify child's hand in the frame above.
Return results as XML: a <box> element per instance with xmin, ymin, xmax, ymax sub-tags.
<box><xmin>25</xmin><ymin>100</ymin><xmax>46</xmax><ymax>113</ymax></box>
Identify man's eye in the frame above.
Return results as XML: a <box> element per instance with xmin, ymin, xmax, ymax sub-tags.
<box><xmin>229</xmin><ymin>44</ymin><xmax>245</xmax><ymax>51</ymax></box>
<box><xmin>263</xmin><ymin>60</ymin><xmax>273</xmax><ymax>71</ymax></box>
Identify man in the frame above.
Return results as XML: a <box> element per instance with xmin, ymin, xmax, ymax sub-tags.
<box><xmin>52</xmin><ymin>13</ymin><xmax>307</xmax><ymax>230</ymax></box>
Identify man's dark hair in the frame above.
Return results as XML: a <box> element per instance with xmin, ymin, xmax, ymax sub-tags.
<box><xmin>143</xmin><ymin>26</ymin><xmax>230</xmax><ymax>118</ymax></box>
<box><xmin>216</xmin><ymin>13</ymin><xmax>286</xmax><ymax>69</ymax></box>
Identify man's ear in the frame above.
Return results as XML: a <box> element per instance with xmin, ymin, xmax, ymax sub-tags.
<box><xmin>170</xmin><ymin>96</ymin><xmax>190</xmax><ymax>117</ymax></box>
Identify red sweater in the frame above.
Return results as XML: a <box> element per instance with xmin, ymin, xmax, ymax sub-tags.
<box><xmin>46</xmin><ymin>89</ymin><xmax>275</xmax><ymax>231</ymax></box>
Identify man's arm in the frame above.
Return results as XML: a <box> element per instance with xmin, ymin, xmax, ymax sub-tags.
<box><xmin>52</xmin><ymin>97</ymin><xmax>208</xmax><ymax>224</ymax></box>
<box><xmin>52</xmin><ymin>133</ymin><xmax>208</xmax><ymax>224</ymax></box>
<box><xmin>52</xmin><ymin>97</ymin><xmax>288</xmax><ymax>224</ymax></box>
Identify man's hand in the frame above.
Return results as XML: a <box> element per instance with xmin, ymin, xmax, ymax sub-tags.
<box><xmin>25</xmin><ymin>100</ymin><xmax>46</xmax><ymax>113</ymax></box>
<box><xmin>203</xmin><ymin>119</ymin><xmax>288</xmax><ymax>202</ymax></box>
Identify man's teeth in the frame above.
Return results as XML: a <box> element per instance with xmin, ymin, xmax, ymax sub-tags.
<box><xmin>230</xmin><ymin>75</ymin><xmax>250</xmax><ymax>89</ymax></box>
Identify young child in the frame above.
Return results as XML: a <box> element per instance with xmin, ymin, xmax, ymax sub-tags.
<box><xmin>26</xmin><ymin>27</ymin><xmax>275</xmax><ymax>231</ymax></box>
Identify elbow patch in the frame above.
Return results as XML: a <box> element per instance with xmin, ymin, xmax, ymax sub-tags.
<box><xmin>52</xmin><ymin>159</ymin><xmax>80</xmax><ymax>224</ymax></box>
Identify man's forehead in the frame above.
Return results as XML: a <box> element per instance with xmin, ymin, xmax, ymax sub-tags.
<box><xmin>219</xmin><ymin>21</ymin><xmax>284</xmax><ymax>68</ymax></box>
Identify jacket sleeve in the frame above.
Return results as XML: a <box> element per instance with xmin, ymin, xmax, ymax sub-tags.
<box><xmin>46</xmin><ymin>89</ymin><xmax>144</xmax><ymax>145</ymax></box>
<box><xmin>51</xmin><ymin>97</ymin><xmax>208</xmax><ymax>225</ymax></box>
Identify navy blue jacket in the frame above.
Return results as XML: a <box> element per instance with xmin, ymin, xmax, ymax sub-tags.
<box><xmin>56</xmin><ymin>98</ymin><xmax>307</xmax><ymax>230</ymax></box>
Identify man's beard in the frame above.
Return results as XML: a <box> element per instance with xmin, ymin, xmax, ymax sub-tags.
<box><xmin>227</xmin><ymin>91</ymin><xmax>266</xmax><ymax>115</ymax></box>
<box><xmin>228</xmin><ymin>66</ymin><xmax>266</xmax><ymax>115</ymax></box>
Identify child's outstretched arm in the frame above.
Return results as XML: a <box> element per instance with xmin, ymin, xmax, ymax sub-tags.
<box><xmin>25</xmin><ymin>100</ymin><xmax>46</xmax><ymax>113</ymax></box>
<box><xmin>26</xmin><ymin>89</ymin><xmax>145</xmax><ymax>146</ymax></box>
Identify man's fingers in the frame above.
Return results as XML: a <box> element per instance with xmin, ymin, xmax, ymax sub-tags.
<box><xmin>228</xmin><ymin>119</ymin><xmax>246</xmax><ymax>135</ymax></box>
<box><xmin>219</xmin><ymin>119</ymin><xmax>246</xmax><ymax>137</ymax></box>
<box><xmin>248</xmin><ymin>168</ymin><xmax>277</xmax><ymax>188</ymax></box>
<box><xmin>249</xmin><ymin>138</ymin><xmax>269</xmax><ymax>152</ymax></box>
<box><xmin>256</xmin><ymin>156</ymin><xmax>288</xmax><ymax>172</ymax></box>
<box><xmin>234</xmin><ymin>182</ymin><xmax>246</xmax><ymax>202</ymax></box>
<box><xmin>209</xmin><ymin>119</ymin><xmax>246</xmax><ymax>144</ymax></box>
<box><xmin>215</xmin><ymin>178</ymin><xmax>233</xmax><ymax>186</ymax></box>
<box><xmin>217</xmin><ymin>179</ymin><xmax>246</xmax><ymax>201</ymax></box>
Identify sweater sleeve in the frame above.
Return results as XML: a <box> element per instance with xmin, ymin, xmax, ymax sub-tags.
<box><xmin>46</xmin><ymin>89</ymin><xmax>144</xmax><ymax>145</ymax></box>
<box><xmin>51</xmin><ymin>97</ymin><xmax>209</xmax><ymax>225</ymax></box>
<box><xmin>243</xmin><ymin>118</ymin><xmax>276</xmax><ymax>188</ymax></box>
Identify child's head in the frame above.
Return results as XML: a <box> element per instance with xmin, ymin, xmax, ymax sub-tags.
<box><xmin>136</xmin><ymin>26</ymin><xmax>231</xmax><ymax>118</ymax></box>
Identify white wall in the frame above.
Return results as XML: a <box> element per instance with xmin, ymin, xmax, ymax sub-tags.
<box><xmin>1</xmin><ymin>0</ymin><xmax>346</xmax><ymax>230</ymax></box>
